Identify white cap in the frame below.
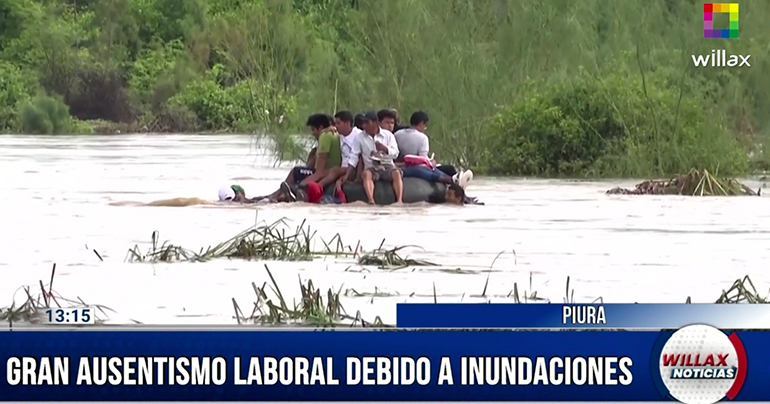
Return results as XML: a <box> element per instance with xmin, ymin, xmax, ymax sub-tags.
<box><xmin>218</xmin><ymin>187</ymin><xmax>235</xmax><ymax>201</ymax></box>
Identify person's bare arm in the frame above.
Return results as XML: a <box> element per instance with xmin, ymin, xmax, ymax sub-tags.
<box><xmin>306</xmin><ymin>147</ymin><xmax>317</xmax><ymax>167</ymax></box>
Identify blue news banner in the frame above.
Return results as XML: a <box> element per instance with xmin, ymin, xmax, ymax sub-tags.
<box><xmin>1</xmin><ymin>303</ymin><xmax>770</xmax><ymax>401</ymax></box>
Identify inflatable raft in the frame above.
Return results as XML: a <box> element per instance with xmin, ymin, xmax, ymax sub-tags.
<box><xmin>341</xmin><ymin>177</ymin><xmax>446</xmax><ymax>205</ymax></box>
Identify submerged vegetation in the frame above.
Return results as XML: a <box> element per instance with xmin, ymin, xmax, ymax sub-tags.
<box><xmin>3</xmin><ymin>264</ymin><xmax>767</xmax><ymax>328</ymax></box>
<box><xmin>126</xmin><ymin>217</ymin><xmax>435</xmax><ymax>267</ymax></box>
<box><xmin>606</xmin><ymin>169</ymin><xmax>762</xmax><ymax>196</ymax></box>
<box><xmin>0</xmin><ymin>264</ymin><xmax>113</xmax><ymax>325</ymax></box>
<box><xmin>231</xmin><ymin>264</ymin><xmax>388</xmax><ymax>327</ymax></box>
<box><xmin>3</xmin><ymin>221</ymin><xmax>769</xmax><ymax>326</ymax></box>
<box><xmin>0</xmin><ymin>0</ymin><xmax>769</xmax><ymax>176</ymax></box>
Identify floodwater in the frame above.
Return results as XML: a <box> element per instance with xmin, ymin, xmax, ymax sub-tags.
<box><xmin>1</xmin><ymin>134</ymin><xmax>769</xmax><ymax>325</ymax></box>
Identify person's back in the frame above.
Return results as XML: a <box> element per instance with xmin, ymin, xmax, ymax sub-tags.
<box><xmin>394</xmin><ymin>128</ymin><xmax>429</xmax><ymax>161</ymax></box>
<box><xmin>394</xmin><ymin>111</ymin><xmax>430</xmax><ymax>161</ymax></box>
<box><xmin>317</xmin><ymin>126</ymin><xmax>343</xmax><ymax>168</ymax></box>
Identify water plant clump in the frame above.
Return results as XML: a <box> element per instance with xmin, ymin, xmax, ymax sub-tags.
<box><xmin>126</xmin><ymin>219</ymin><xmax>437</xmax><ymax>266</ymax></box>
<box><xmin>0</xmin><ymin>264</ymin><xmax>112</xmax><ymax>326</ymax></box>
<box><xmin>357</xmin><ymin>240</ymin><xmax>438</xmax><ymax>269</ymax></box>
<box><xmin>713</xmin><ymin>276</ymin><xmax>768</xmax><ymax>304</ymax></box>
<box><xmin>127</xmin><ymin>219</ymin><xmax>333</xmax><ymax>263</ymax></box>
<box><xmin>231</xmin><ymin>265</ymin><xmax>387</xmax><ymax>328</ymax></box>
<box><xmin>606</xmin><ymin>169</ymin><xmax>761</xmax><ymax>196</ymax></box>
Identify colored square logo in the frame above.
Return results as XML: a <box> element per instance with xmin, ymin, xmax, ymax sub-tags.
<box><xmin>704</xmin><ymin>3</ymin><xmax>739</xmax><ymax>38</ymax></box>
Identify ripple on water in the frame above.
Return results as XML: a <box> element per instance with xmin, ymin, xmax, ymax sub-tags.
<box><xmin>0</xmin><ymin>134</ymin><xmax>769</xmax><ymax>324</ymax></box>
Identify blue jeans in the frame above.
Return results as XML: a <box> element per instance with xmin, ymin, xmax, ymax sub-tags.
<box><xmin>401</xmin><ymin>166</ymin><xmax>448</xmax><ymax>182</ymax></box>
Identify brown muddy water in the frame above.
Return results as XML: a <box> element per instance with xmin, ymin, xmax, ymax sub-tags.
<box><xmin>1</xmin><ymin>134</ymin><xmax>769</xmax><ymax>325</ymax></box>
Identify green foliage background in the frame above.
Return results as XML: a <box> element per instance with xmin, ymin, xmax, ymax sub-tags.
<box><xmin>0</xmin><ymin>0</ymin><xmax>768</xmax><ymax>177</ymax></box>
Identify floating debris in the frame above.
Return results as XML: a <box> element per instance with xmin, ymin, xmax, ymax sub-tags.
<box><xmin>357</xmin><ymin>240</ymin><xmax>438</xmax><ymax>269</ymax></box>
<box><xmin>607</xmin><ymin>169</ymin><xmax>760</xmax><ymax>196</ymax></box>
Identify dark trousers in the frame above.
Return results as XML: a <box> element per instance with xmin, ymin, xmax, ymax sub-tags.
<box><xmin>291</xmin><ymin>166</ymin><xmax>315</xmax><ymax>184</ymax></box>
<box><xmin>436</xmin><ymin>165</ymin><xmax>457</xmax><ymax>177</ymax></box>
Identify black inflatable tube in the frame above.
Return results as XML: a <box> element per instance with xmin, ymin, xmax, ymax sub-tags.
<box><xmin>342</xmin><ymin>177</ymin><xmax>446</xmax><ymax>205</ymax></box>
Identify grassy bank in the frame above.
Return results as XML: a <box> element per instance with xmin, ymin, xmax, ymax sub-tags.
<box><xmin>1</xmin><ymin>0</ymin><xmax>769</xmax><ymax>177</ymax></box>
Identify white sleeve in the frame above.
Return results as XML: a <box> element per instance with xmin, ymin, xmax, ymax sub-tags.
<box><xmin>348</xmin><ymin>133</ymin><xmax>362</xmax><ymax>168</ymax></box>
<box><xmin>386</xmin><ymin>132</ymin><xmax>399</xmax><ymax>159</ymax></box>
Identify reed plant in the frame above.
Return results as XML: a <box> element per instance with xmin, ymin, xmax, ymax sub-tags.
<box><xmin>0</xmin><ymin>264</ymin><xmax>113</xmax><ymax>327</ymax></box>
<box><xmin>231</xmin><ymin>264</ymin><xmax>388</xmax><ymax>327</ymax></box>
<box><xmin>126</xmin><ymin>218</ymin><xmax>441</xmax><ymax>266</ymax></box>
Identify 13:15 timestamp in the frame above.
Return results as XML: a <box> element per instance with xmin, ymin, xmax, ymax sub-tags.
<box><xmin>44</xmin><ymin>308</ymin><xmax>95</xmax><ymax>325</ymax></box>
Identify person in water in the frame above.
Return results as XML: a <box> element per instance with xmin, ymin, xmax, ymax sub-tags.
<box><xmin>218</xmin><ymin>185</ymin><xmax>263</xmax><ymax>203</ymax></box>
<box><xmin>339</xmin><ymin>111</ymin><xmax>404</xmax><ymax>205</ymax></box>
<box><xmin>264</xmin><ymin>113</ymin><xmax>342</xmax><ymax>202</ymax></box>
<box><xmin>394</xmin><ymin>111</ymin><xmax>473</xmax><ymax>189</ymax></box>
<box><xmin>430</xmin><ymin>182</ymin><xmax>466</xmax><ymax>205</ymax></box>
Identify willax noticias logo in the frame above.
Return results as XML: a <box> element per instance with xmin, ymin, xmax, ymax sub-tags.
<box><xmin>652</xmin><ymin>324</ymin><xmax>747</xmax><ymax>404</ymax></box>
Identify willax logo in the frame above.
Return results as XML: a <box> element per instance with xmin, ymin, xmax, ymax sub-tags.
<box><xmin>652</xmin><ymin>324</ymin><xmax>747</xmax><ymax>404</ymax></box>
<box><xmin>692</xmin><ymin>3</ymin><xmax>750</xmax><ymax>67</ymax></box>
<box><xmin>703</xmin><ymin>3</ymin><xmax>738</xmax><ymax>38</ymax></box>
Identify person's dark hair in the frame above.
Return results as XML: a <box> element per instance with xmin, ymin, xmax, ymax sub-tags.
<box><xmin>377</xmin><ymin>109</ymin><xmax>398</xmax><ymax>122</ymax></box>
<box><xmin>353</xmin><ymin>113</ymin><xmax>365</xmax><ymax>128</ymax></box>
<box><xmin>389</xmin><ymin>108</ymin><xmax>400</xmax><ymax>123</ymax></box>
<box><xmin>334</xmin><ymin>110</ymin><xmax>354</xmax><ymax>123</ymax></box>
<box><xmin>306</xmin><ymin>113</ymin><xmax>333</xmax><ymax>129</ymax></box>
<box><xmin>447</xmin><ymin>183</ymin><xmax>466</xmax><ymax>201</ymax></box>
<box><xmin>410</xmin><ymin>111</ymin><xmax>429</xmax><ymax>126</ymax></box>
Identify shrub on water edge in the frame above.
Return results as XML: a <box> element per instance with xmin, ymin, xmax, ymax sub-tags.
<box><xmin>487</xmin><ymin>69</ymin><xmax>749</xmax><ymax>178</ymax></box>
<box><xmin>167</xmin><ymin>65</ymin><xmax>298</xmax><ymax>133</ymax></box>
<box><xmin>128</xmin><ymin>39</ymin><xmax>195</xmax><ymax>115</ymax></box>
<box><xmin>19</xmin><ymin>95</ymin><xmax>73</xmax><ymax>134</ymax></box>
<box><xmin>0</xmin><ymin>61</ymin><xmax>39</xmax><ymax>131</ymax></box>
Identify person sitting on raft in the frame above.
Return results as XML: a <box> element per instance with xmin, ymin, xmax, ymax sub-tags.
<box><xmin>263</xmin><ymin>113</ymin><xmax>342</xmax><ymax>202</ymax></box>
<box><xmin>297</xmin><ymin>180</ymin><xmax>466</xmax><ymax>205</ymax></box>
<box><xmin>296</xmin><ymin>181</ymin><xmax>347</xmax><ymax>205</ymax></box>
<box><xmin>309</xmin><ymin>111</ymin><xmax>363</xmax><ymax>191</ymax></box>
<box><xmin>337</xmin><ymin>111</ymin><xmax>404</xmax><ymax>205</ymax></box>
<box><xmin>377</xmin><ymin>109</ymin><xmax>398</xmax><ymax>133</ymax></box>
<box><xmin>394</xmin><ymin>111</ymin><xmax>473</xmax><ymax>189</ymax></box>
<box><xmin>388</xmin><ymin>108</ymin><xmax>410</xmax><ymax>132</ymax></box>
<box><xmin>353</xmin><ymin>113</ymin><xmax>365</xmax><ymax>131</ymax></box>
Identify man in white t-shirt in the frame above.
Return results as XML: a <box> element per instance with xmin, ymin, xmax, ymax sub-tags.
<box><xmin>314</xmin><ymin>111</ymin><xmax>362</xmax><ymax>190</ymax></box>
<box><xmin>338</xmin><ymin>111</ymin><xmax>404</xmax><ymax>204</ymax></box>
<box><xmin>394</xmin><ymin>111</ymin><xmax>473</xmax><ymax>189</ymax></box>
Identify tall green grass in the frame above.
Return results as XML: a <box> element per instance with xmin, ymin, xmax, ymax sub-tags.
<box><xmin>2</xmin><ymin>0</ymin><xmax>770</xmax><ymax>174</ymax></box>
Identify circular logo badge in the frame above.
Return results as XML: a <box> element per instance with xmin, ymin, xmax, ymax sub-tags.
<box><xmin>657</xmin><ymin>324</ymin><xmax>747</xmax><ymax>404</ymax></box>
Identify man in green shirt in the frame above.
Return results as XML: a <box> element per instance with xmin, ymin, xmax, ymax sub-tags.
<box><xmin>261</xmin><ymin>114</ymin><xmax>342</xmax><ymax>202</ymax></box>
